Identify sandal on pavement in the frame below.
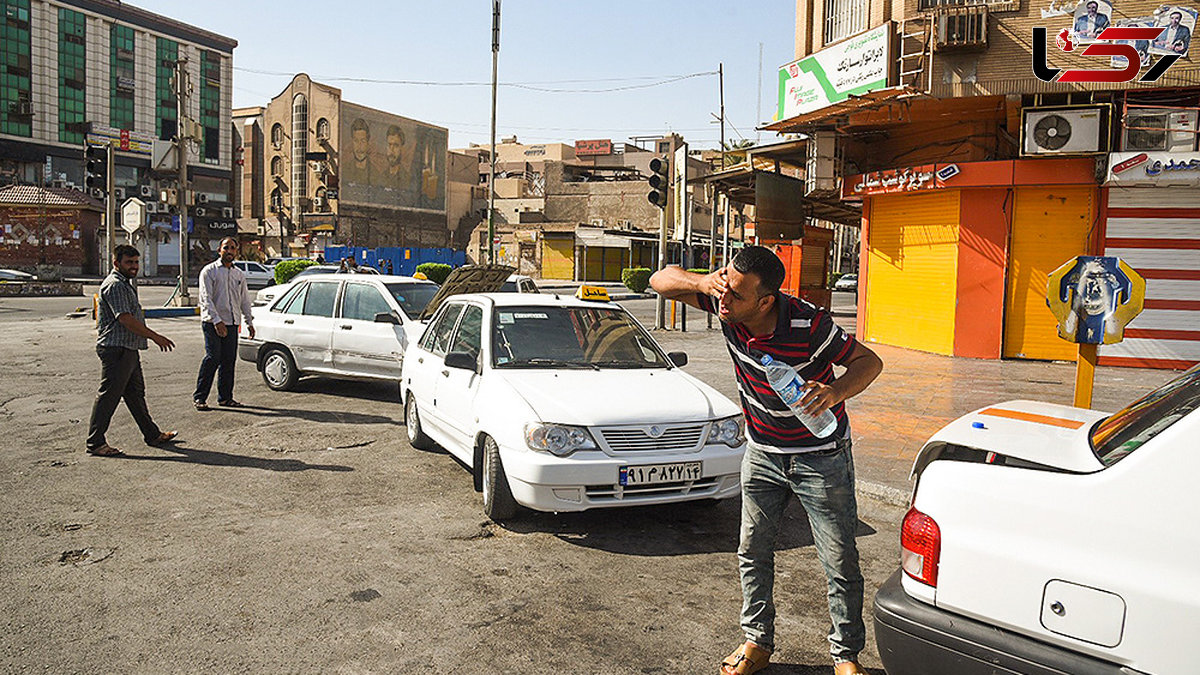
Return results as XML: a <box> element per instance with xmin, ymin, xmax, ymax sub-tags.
<box><xmin>86</xmin><ymin>444</ymin><xmax>124</xmax><ymax>457</ymax></box>
<box><xmin>147</xmin><ymin>431</ymin><xmax>178</xmax><ymax>446</ymax></box>
<box><xmin>720</xmin><ymin>641</ymin><xmax>771</xmax><ymax>675</ymax></box>
<box><xmin>217</xmin><ymin>399</ymin><xmax>244</xmax><ymax>408</ymax></box>
<box><xmin>193</xmin><ymin>400</ymin><xmax>210</xmax><ymax>411</ymax></box>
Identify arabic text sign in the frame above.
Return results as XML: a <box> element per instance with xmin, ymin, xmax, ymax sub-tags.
<box><xmin>1107</xmin><ymin>151</ymin><xmax>1200</xmax><ymax>185</ymax></box>
<box><xmin>844</xmin><ymin>163</ymin><xmax>960</xmax><ymax>196</ymax></box>
<box><xmin>87</xmin><ymin>125</ymin><xmax>154</xmax><ymax>157</ymax></box>
<box><xmin>777</xmin><ymin>23</ymin><xmax>891</xmax><ymax>119</ymax></box>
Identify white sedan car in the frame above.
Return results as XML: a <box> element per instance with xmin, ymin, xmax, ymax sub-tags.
<box><xmin>233</xmin><ymin>260</ymin><xmax>274</xmax><ymax>289</ymax></box>
<box><xmin>401</xmin><ymin>290</ymin><xmax>746</xmax><ymax>521</ymax></box>
<box><xmin>874</xmin><ymin>365</ymin><xmax>1200</xmax><ymax>675</ymax></box>
<box><xmin>239</xmin><ymin>274</ymin><xmax>438</xmax><ymax>391</ymax></box>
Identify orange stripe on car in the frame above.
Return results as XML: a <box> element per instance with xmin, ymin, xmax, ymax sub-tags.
<box><xmin>978</xmin><ymin>408</ymin><xmax>1086</xmax><ymax>429</ymax></box>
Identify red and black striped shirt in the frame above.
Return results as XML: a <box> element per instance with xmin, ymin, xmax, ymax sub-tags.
<box><xmin>698</xmin><ymin>292</ymin><xmax>857</xmax><ymax>451</ymax></box>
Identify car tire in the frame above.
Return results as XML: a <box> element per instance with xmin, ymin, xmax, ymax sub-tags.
<box><xmin>405</xmin><ymin>395</ymin><xmax>434</xmax><ymax>451</ymax></box>
<box><xmin>482</xmin><ymin>437</ymin><xmax>518</xmax><ymax>522</ymax></box>
<box><xmin>260</xmin><ymin>347</ymin><xmax>299</xmax><ymax>391</ymax></box>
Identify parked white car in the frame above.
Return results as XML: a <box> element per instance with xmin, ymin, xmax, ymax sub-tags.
<box><xmin>500</xmin><ymin>274</ymin><xmax>539</xmax><ymax>293</ymax></box>
<box><xmin>401</xmin><ymin>289</ymin><xmax>746</xmax><ymax>521</ymax></box>
<box><xmin>239</xmin><ymin>274</ymin><xmax>439</xmax><ymax>391</ymax></box>
<box><xmin>874</xmin><ymin>365</ymin><xmax>1200</xmax><ymax>675</ymax></box>
<box><xmin>833</xmin><ymin>273</ymin><xmax>857</xmax><ymax>292</ymax></box>
<box><xmin>233</xmin><ymin>260</ymin><xmax>274</xmax><ymax>289</ymax></box>
<box><xmin>253</xmin><ymin>264</ymin><xmax>378</xmax><ymax>306</ymax></box>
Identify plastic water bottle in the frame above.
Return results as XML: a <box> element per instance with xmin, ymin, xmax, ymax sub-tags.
<box><xmin>760</xmin><ymin>354</ymin><xmax>838</xmax><ymax>438</ymax></box>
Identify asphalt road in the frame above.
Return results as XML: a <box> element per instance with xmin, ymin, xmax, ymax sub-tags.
<box><xmin>0</xmin><ymin>286</ymin><xmax>901</xmax><ymax>673</ymax></box>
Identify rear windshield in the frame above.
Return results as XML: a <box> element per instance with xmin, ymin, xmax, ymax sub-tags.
<box><xmin>1090</xmin><ymin>365</ymin><xmax>1200</xmax><ymax>466</ymax></box>
<box><xmin>385</xmin><ymin>282</ymin><xmax>439</xmax><ymax>319</ymax></box>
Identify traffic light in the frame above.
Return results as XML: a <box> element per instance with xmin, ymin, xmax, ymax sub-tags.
<box><xmin>647</xmin><ymin>156</ymin><xmax>669</xmax><ymax>209</ymax></box>
<box><xmin>85</xmin><ymin>144</ymin><xmax>108</xmax><ymax>196</ymax></box>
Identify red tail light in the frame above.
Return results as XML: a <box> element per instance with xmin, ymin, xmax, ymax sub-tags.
<box><xmin>901</xmin><ymin>507</ymin><xmax>941</xmax><ymax>587</ymax></box>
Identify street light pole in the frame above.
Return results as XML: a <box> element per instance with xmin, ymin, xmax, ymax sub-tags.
<box><xmin>174</xmin><ymin>57</ymin><xmax>194</xmax><ymax>306</ymax></box>
<box><xmin>487</xmin><ymin>0</ymin><xmax>500</xmax><ymax>265</ymax></box>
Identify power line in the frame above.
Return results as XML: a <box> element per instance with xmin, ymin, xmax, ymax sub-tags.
<box><xmin>232</xmin><ymin>67</ymin><xmax>717</xmax><ymax>93</ymax></box>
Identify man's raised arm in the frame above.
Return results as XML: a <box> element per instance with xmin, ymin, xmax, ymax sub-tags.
<box><xmin>649</xmin><ymin>266</ymin><xmax>728</xmax><ymax>311</ymax></box>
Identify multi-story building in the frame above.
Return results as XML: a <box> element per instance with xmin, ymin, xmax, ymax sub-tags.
<box><xmin>0</xmin><ymin>0</ymin><xmax>236</xmax><ymax>272</ymax></box>
<box><xmin>239</xmin><ymin>73</ymin><xmax>454</xmax><ymax>258</ymax></box>
<box><xmin>769</xmin><ymin>0</ymin><xmax>1200</xmax><ymax>368</ymax></box>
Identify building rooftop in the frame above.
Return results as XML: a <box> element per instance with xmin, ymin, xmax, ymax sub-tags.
<box><xmin>0</xmin><ymin>185</ymin><xmax>103</xmax><ymax>208</ymax></box>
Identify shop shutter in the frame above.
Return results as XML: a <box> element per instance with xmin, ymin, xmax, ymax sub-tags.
<box><xmin>1003</xmin><ymin>186</ymin><xmax>1095</xmax><ymax>361</ymax></box>
<box><xmin>864</xmin><ymin>190</ymin><xmax>961</xmax><ymax>355</ymax></box>
<box><xmin>603</xmin><ymin>248</ymin><xmax>627</xmax><ymax>281</ymax></box>
<box><xmin>541</xmin><ymin>236</ymin><xmax>574</xmax><ymax>280</ymax></box>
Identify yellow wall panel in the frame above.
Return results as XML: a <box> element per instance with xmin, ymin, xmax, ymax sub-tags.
<box><xmin>541</xmin><ymin>237</ymin><xmax>574</xmax><ymax>280</ymax></box>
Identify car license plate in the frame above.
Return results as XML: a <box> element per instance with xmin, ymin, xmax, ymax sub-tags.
<box><xmin>619</xmin><ymin>461</ymin><xmax>702</xmax><ymax>486</ymax></box>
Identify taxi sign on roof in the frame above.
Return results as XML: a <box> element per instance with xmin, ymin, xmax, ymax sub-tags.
<box><xmin>575</xmin><ymin>285</ymin><xmax>610</xmax><ymax>302</ymax></box>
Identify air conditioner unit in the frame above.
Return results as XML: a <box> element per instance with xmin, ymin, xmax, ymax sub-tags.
<box><xmin>139</xmin><ymin>185</ymin><xmax>155</xmax><ymax>198</ymax></box>
<box><xmin>256</xmin><ymin>223</ymin><xmax>266</xmax><ymax>236</ymax></box>
<box><xmin>9</xmin><ymin>101</ymin><xmax>33</xmax><ymax>116</ymax></box>
<box><xmin>90</xmin><ymin>187</ymin><xmax>105</xmax><ymax>199</ymax></box>
<box><xmin>806</xmin><ymin>130</ymin><xmax>838</xmax><ymax>196</ymax></box>
<box><xmin>312</xmin><ymin>196</ymin><xmax>325</xmax><ymax>209</ymax></box>
<box><xmin>194</xmin><ymin>206</ymin><xmax>208</xmax><ymax>217</ymax></box>
<box><xmin>195</xmin><ymin>193</ymin><xmax>209</xmax><ymax>204</ymax></box>
<box><xmin>113</xmin><ymin>187</ymin><xmax>126</xmax><ymax>200</ymax></box>
<box><xmin>51</xmin><ymin>179</ymin><xmax>67</xmax><ymax>189</ymax></box>
<box><xmin>1124</xmin><ymin>108</ymin><xmax>1199</xmax><ymax>152</ymax></box>
<box><xmin>590</xmin><ymin>218</ymin><xmax>604</xmax><ymax>227</ymax></box>
<box><xmin>934</xmin><ymin>4</ymin><xmax>988</xmax><ymax>52</ymax></box>
<box><xmin>145</xmin><ymin>201</ymin><xmax>158</xmax><ymax>214</ymax></box>
<box><xmin>1022</xmin><ymin>106</ymin><xmax>1106</xmax><ymax>156</ymax></box>
<box><xmin>222</xmin><ymin>206</ymin><xmax>234</xmax><ymax>218</ymax></box>
<box><xmin>160</xmin><ymin>188</ymin><xmax>178</xmax><ymax>204</ymax></box>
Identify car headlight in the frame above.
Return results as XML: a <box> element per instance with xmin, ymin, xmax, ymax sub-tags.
<box><xmin>706</xmin><ymin>415</ymin><xmax>745</xmax><ymax>447</ymax></box>
<box><xmin>524</xmin><ymin>423</ymin><xmax>597</xmax><ymax>457</ymax></box>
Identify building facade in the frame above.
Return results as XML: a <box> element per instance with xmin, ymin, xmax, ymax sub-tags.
<box><xmin>773</xmin><ymin>0</ymin><xmax>1200</xmax><ymax>368</ymax></box>
<box><xmin>0</xmin><ymin>0</ymin><xmax>236</xmax><ymax>271</ymax></box>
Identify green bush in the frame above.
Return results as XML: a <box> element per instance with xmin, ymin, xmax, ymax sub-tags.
<box><xmin>274</xmin><ymin>259</ymin><xmax>317</xmax><ymax>285</ymax></box>
<box><xmin>621</xmin><ymin>268</ymin><xmax>652</xmax><ymax>293</ymax></box>
<box><xmin>416</xmin><ymin>263</ymin><xmax>453</xmax><ymax>285</ymax></box>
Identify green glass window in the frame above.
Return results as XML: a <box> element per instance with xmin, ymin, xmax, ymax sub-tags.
<box><xmin>200</xmin><ymin>50</ymin><xmax>220</xmax><ymax>161</ymax></box>
<box><xmin>155</xmin><ymin>37</ymin><xmax>177</xmax><ymax>141</ymax></box>
<box><xmin>58</xmin><ymin>8</ymin><xmax>86</xmax><ymax>144</ymax></box>
<box><xmin>110</xmin><ymin>24</ymin><xmax>135</xmax><ymax>131</ymax></box>
<box><xmin>1</xmin><ymin>0</ymin><xmax>33</xmax><ymax>137</ymax></box>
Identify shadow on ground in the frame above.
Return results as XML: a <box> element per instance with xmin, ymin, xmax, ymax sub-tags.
<box><xmin>120</xmin><ymin>443</ymin><xmax>354</xmax><ymax>472</ymax></box>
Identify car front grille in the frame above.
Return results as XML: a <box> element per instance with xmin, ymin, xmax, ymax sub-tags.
<box><xmin>599</xmin><ymin>424</ymin><xmax>706</xmax><ymax>452</ymax></box>
<box><xmin>585</xmin><ymin>478</ymin><xmax>720</xmax><ymax>502</ymax></box>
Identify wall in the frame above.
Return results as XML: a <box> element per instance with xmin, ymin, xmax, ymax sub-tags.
<box><xmin>0</xmin><ymin>204</ymin><xmax>99</xmax><ymax>273</ymax></box>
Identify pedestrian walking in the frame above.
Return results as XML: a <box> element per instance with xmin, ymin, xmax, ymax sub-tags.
<box><xmin>86</xmin><ymin>245</ymin><xmax>178</xmax><ymax>457</ymax></box>
<box><xmin>650</xmin><ymin>246</ymin><xmax>883</xmax><ymax>675</ymax></box>
<box><xmin>193</xmin><ymin>237</ymin><xmax>255</xmax><ymax>410</ymax></box>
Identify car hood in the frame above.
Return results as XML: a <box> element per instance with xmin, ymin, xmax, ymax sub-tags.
<box><xmin>496</xmin><ymin>368</ymin><xmax>741</xmax><ymax>426</ymax></box>
<box><xmin>913</xmin><ymin>400</ymin><xmax>1109</xmax><ymax>477</ymax></box>
<box><xmin>418</xmin><ymin>264</ymin><xmax>514</xmax><ymax>320</ymax></box>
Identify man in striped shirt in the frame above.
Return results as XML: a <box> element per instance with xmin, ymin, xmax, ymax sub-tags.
<box><xmin>651</xmin><ymin>246</ymin><xmax>882</xmax><ymax>675</ymax></box>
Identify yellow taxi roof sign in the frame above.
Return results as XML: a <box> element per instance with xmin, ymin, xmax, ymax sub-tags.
<box><xmin>575</xmin><ymin>285</ymin><xmax>610</xmax><ymax>302</ymax></box>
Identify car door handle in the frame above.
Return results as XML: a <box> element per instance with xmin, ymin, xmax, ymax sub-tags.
<box><xmin>418</xmin><ymin>357</ymin><xmax>424</xmax><ymax>364</ymax></box>
<box><xmin>340</xmin><ymin>325</ymin><xmax>352</xmax><ymax>330</ymax></box>
<box><xmin>441</xmin><ymin>370</ymin><xmax>450</xmax><ymax>377</ymax></box>
<box><xmin>283</xmin><ymin>319</ymin><xmax>294</xmax><ymax>324</ymax></box>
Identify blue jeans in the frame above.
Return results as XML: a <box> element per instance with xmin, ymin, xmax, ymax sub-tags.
<box><xmin>193</xmin><ymin>321</ymin><xmax>239</xmax><ymax>404</ymax></box>
<box><xmin>737</xmin><ymin>438</ymin><xmax>865</xmax><ymax>662</ymax></box>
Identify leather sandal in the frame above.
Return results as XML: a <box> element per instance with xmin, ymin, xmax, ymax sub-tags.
<box><xmin>86</xmin><ymin>444</ymin><xmax>124</xmax><ymax>457</ymax></box>
<box><xmin>720</xmin><ymin>641</ymin><xmax>771</xmax><ymax>675</ymax></box>
<box><xmin>147</xmin><ymin>431</ymin><xmax>178</xmax><ymax>446</ymax></box>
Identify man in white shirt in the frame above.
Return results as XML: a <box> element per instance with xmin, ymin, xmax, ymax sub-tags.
<box><xmin>193</xmin><ymin>237</ymin><xmax>256</xmax><ymax>410</ymax></box>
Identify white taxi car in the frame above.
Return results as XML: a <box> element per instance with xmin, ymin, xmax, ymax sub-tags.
<box><xmin>874</xmin><ymin>365</ymin><xmax>1200</xmax><ymax>675</ymax></box>
<box><xmin>239</xmin><ymin>274</ymin><xmax>438</xmax><ymax>391</ymax></box>
<box><xmin>401</xmin><ymin>287</ymin><xmax>746</xmax><ymax>521</ymax></box>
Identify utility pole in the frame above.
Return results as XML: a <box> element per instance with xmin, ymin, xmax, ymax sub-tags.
<box><xmin>487</xmin><ymin>0</ymin><xmax>500</xmax><ymax>264</ymax></box>
<box><xmin>105</xmin><ymin>141</ymin><xmax>114</xmax><ymax>256</ymax></box>
<box><xmin>174</xmin><ymin>57</ymin><xmax>194</xmax><ymax>306</ymax></box>
<box><xmin>720</xmin><ymin>64</ymin><xmax>730</xmax><ymax>274</ymax></box>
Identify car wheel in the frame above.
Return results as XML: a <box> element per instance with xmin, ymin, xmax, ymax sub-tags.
<box><xmin>260</xmin><ymin>347</ymin><xmax>299</xmax><ymax>391</ymax></box>
<box><xmin>482</xmin><ymin>437</ymin><xmax>518</xmax><ymax>522</ymax></box>
<box><xmin>405</xmin><ymin>395</ymin><xmax>434</xmax><ymax>450</ymax></box>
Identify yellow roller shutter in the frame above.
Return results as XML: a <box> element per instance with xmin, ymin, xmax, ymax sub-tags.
<box><xmin>1003</xmin><ymin>186</ymin><xmax>1094</xmax><ymax>361</ymax></box>
<box><xmin>541</xmin><ymin>236</ymin><xmax>574</xmax><ymax>280</ymax></box>
<box><xmin>603</xmin><ymin>248</ymin><xmax>626</xmax><ymax>281</ymax></box>
<box><xmin>864</xmin><ymin>190</ymin><xmax>960</xmax><ymax>356</ymax></box>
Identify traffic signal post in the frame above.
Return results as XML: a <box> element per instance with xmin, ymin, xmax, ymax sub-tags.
<box><xmin>85</xmin><ymin>143</ymin><xmax>113</xmax><ymax>261</ymax></box>
<box><xmin>648</xmin><ymin>156</ymin><xmax>670</xmax><ymax>330</ymax></box>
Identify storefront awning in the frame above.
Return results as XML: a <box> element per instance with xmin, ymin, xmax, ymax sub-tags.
<box><xmin>308</xmin><ymin>224</ymin><xmax>335</xmax><ymax>233</ymax></box>
<box><xmin>694</xmin><ymin>167</ymin><xmax>862</xmax><ymax>227</ymax></box>
<box><xmin>761</xmin><ymin>86</ymin><xmax>926</xmax><ymax>134</ymax></box>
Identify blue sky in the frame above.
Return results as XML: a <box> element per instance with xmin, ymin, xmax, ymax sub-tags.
<box><xmin>129</xmin><ymin>0</ymin><xmax>797</xmax><ymax>150</ymax></box>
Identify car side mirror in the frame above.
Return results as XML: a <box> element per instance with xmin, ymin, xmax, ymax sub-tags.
<box><xmin>374</xmin><ymin>312</ymin><xmax>400</xmax><ymax>325</ymax></box>
<box><xmin>444</xmin><ymin>351</ymin><xmax>478</xmax><ymax>372</ymax></box>
<box><xmin>667</xmin><ymin>351</ymin><xmax>688</xmax><ymax>367</ymax></box>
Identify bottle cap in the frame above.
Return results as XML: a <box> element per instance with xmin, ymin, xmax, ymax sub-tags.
<box><xmin>971</xmin><ymin>421</ymin><xmax>986</xmax><ymax>429</ymax></box>
<box><xmin>759</xmin><ymin>355</ymin><xmax>771</xmax><ymax>365</ymax></box>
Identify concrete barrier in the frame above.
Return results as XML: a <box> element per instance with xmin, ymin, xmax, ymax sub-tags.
<box><xmin>0</xmin><ymin>281</ymin><xmax>84</xmax><ymax>297</ymax></box>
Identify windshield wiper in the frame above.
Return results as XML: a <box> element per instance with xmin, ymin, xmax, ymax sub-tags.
<box><xmin>504</xmin><ymin>358</ymin><xmax>599</xmax><ymax>370</ymax></box>
<box><xmin>593</xmin><ymin>359</ymin><xmax>661</xmax><ymax>369</ymax></box>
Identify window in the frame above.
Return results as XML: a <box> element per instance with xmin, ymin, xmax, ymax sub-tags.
<box><xmin>1091</xmin><ymin>366</ymin><xmax>1200</xmax><ymax>466</ymax></box>
<box><xmin>57</xmin><ymin>8</ymin><xmax>86</xmax><ymax>145</ymax></box>
<box><xmin>302</xmin><ymin>281</ymin><xmax>338</xmax><ymax>317</ymax></box>
<box><xmin>316</xmin><ymin>118</ymin><xmax>330</xmax><ymax>140</ymax></box>
<box><xmin>823</xmin><ymin>0</ymin><xmax>868</xmax><ymax>45</ymax></box>
<box><xmin>421</xmin><ymin>303</ymin><xmax>465</xmax><ymax>356</ymax></box>
<box><xmin>271</xmin><ymin>123</ymin><xmax>284</xmax><ymax>148</ymax></box>
<box><xmin>385</xmin><ymin>282</ymin><xmax>440</xmax><ymax>319</ymax></box>
<box><xmin>448</xmin><ymin>305</ymin><xmax>484</xmax><ymax>359</ymax></box>
<box><xmin>200</xmin><ymin>51</ymin><xmax>221</xmax><ymax>161</ymax></box>
<box><xmin>270</xmin><ymin>188</ymin><xmax>283</xmax><ymax>212</ymax></box>
<box><xmin>291</xmin><ymin>94</ymin><xmax>308</xmax><ymax>216</ymax></box>
<box><xmin>155</xmin><ymin>38</ymin><xmax>178</xmax><ymax>141</ymax></box>
<box><xmin>271</xmin><ymin>155</ymin><xmax>283</xmax><ymax>176</ymax></box>
<box><xmin>0</xmin><ymin>0</ymin><xmax>32</xmax><ymax>137</ymax></box>
<box><xmin>492</xmin><ymin>306</ymin><xmax>668</xmax><ymax>368</ymax></box>
<box><xmin>341</xmin><ymin>283</ymin><xmax>392</xmax><ymax>322</ymax></box>
<box><xmin>110</xmin><ymin>24</ymin><xmax>135</xmax><ymax>131</ymax></box>
<box><xmin>278</xmin><ymin>282</ymin><xmax>309</xmax><ymax>313</ymax></box>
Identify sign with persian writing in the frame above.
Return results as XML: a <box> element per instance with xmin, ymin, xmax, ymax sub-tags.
<box><xmin>777</xmin><ymin>23</ymin><xmax>892</xmax><ymax>120</ymax></box>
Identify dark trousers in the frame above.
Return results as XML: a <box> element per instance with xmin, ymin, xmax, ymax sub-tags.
<box><xmin>87</xmin><ymin>346</ymin><xmax>162</xmax><ymax>449</ymax></box>
<box><xmin>193</xmin><ymin>321</ymin><xmax>239</xmax><ymax>404</ymax></box>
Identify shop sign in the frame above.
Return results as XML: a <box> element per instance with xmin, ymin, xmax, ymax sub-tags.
<box><xmin>777</xmin><ymin>23</ymin><xmax>891</xmax><ymax>119</ymax></box>
<box><xmin>575</xmin><ymin>139</ymin><xmax>612</xmax><ymax>157</ymax></box>
<box><xmin>1107</xmin><ymin>150</ymin><xmax>1200</xmax><ymax>184</ymax></box>
<box><xmin>846</xmin><ymin>163</ymin><xmax>960</xmax><ymax>196</ymax></box>
<box><xmin>86</xmin><ymin>125</ymin><xmax>153</xmax><ymax>157</ymax></box>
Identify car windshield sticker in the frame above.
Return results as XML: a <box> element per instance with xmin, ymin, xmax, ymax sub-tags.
<box><xmin>496</xmin><ymin>356</ymin><xmax>510</xmax><ymax>364</ymax></box>
<box><xmin>513</xmin><ymin>312</ymin><xmax>548</xmax><ymax>320</ymax></box>
<box><xmin>499</xmin><ymin>312</ymin><xmax>515</xmax><ymax>324</ymax></box>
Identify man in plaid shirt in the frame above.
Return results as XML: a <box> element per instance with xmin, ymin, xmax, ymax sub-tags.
<box><xmin>86</xmin><ymin>245</ymin><xmax>178</xmax><ymax>457</ymax></box>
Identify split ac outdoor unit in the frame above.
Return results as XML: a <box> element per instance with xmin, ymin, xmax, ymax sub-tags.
<box><xmin>934</xmin><ymin>4</ymin><xmax>988</xmax><ymax>52</ymax></box>
<box><xmin>312</xmin><ymin>197</ymin><xmax>325</xmax><ymax>209</ymax></box>
<box><xmin>1022</xmin><ymin>106</ymin><xmax>1106</xmax><ymax>156</ymax></box>
<box><xmin>1124</xmin><ymin>108</ymin><xmax>1199</xmax><ymax>152</ymax></box>
<box><xmin>113</xmin><ymin>187</ymin><xmax>127</xmax><ymax>200</ymax></box>
<box><xmin>194</xmin><ymin>206</ymin><xmax>208</xmax><ymax>217</ymax></box>
<box><xmin>139</xmin><ymin>184</ymin><xmax>155</xmax><ymax>198</ymax></box>
<box><xmin>222</xmin><ymin>206</ymin><xmax>234</xmax><ymax>218</ymax></box>
<box><xmin>195</xmin><ymin>193</ymin><xmax>209</xmax><ymax>204</ymax></box>
<box><xmin>256</xmin><ymin>223</ymin><xmax>266</xmax><ymax>236</ymax></box>
<box><xmin>145</xmin><ymin>201</ymin><xmax>158</xmax><ymax>214</ymax></box>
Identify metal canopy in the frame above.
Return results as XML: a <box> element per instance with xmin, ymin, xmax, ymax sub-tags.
<box><xmin>761</xmin><ymin>86</ymin><xmax>927</xmax><ymax>134</ymax></box>
<box><xmin>694</xmin><ymin>166</ymin><xmax>862</xmax><ymax>228</ymax></box>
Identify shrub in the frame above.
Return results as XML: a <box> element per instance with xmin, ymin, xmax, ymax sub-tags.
<box><xmin>416</xmin><ymin>263</ymin><xmax>453</xmax><ymax>285</ymax></box>
<box><xmin>274</xmin><ymin>259</ymin><xmax>318</xmax><ymax>285</ymax></box>
<box><xmin>621</xmin><ymin>267</ymin><xmax>652</xmax><ymax>293</ymax></box>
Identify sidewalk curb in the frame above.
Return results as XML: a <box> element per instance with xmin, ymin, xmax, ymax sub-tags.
<box><xmin>856</xmin><ymin>480</ymin><xmax>909</xmax><ymax>507</ymax></box>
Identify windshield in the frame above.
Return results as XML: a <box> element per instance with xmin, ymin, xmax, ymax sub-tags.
<box><xmin>385</xmin><ymin>282</ymin><xmax>439</xmax><ymax>319</ymax></box>
<box><xmin>500</xmin><ymin>281</ymin><xmax>517</xmax><ymax>292</ymax></box>
<box><xmin>1090</xmin><ymin>365</ymin><xmax>1200</xmax><ymax>466</ymax></box>
<box><xmin>492</xmin><ymin>305</ymin><xmax>669</xmax><ymax>369</ymax></box>
<box><xmin>296</xmin><ymin>267</ymin><xmax>336</xmax><ymax>278</ymax></box>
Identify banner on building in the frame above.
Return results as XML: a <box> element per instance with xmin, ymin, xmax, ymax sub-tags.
<box><xmin>339</xmin><ymin>102</ymin><xmax>447</xmax><ymax>212</ymax></box>
<box><xmin>776</xmin><ymin>23</ymin><xmax>892</xmax><ymax>120</ymax></box>
<box><xmin>1107</xmin><ymin>151</ymin><xmax>1200</xmax><ymax>184</ymax></box>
